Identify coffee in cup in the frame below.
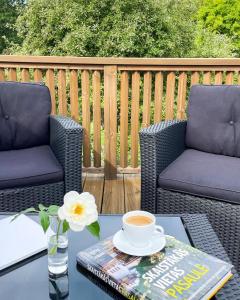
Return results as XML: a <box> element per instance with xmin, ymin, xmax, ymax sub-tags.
<box><xmin>122</xmin><ymin>210</ymin><xmax>165</xmax><ymax>248</ymax></box>
<box><xmin>125</xmin><ymin>215</ymin><xmax>153</xmax><ymax>226</ymax></box>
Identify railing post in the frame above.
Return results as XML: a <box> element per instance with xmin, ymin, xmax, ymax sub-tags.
<box><xmin>104</xmin><ymin>65</ymin><xmax>117</xmax><ymax>179</ymax></box>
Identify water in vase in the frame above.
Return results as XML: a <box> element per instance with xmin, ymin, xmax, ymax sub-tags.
<box><xmin>48</xmin><ymin>234</ymin><xmax>68</xmax><ymax>275</ymax></box>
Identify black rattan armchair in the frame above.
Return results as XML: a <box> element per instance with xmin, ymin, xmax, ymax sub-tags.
<box><xmin>0</xmin><ymin>81</ymin><xmax>83</xmax><ymax>212</ymax></box>
<box><xmin>140</xmin><ymin>85</ymin><xmax>240</xmax><ymax>273</ymax></box>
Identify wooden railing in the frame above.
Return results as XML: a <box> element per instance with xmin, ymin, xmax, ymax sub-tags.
<box><xmin>1</xmin><ymin>56</ymin><xmax>240</xmax><ymax>178</ymax></box>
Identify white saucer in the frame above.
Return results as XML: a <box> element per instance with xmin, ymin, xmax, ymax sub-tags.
<box><xmin>112</xmin><ymin>230</ymin><xmax>166</xmax><ymax>256</ymax></box>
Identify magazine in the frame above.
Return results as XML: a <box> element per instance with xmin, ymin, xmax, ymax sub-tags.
<box><xmin>77</xmin><ymin>235</ymin><xmax>233</xmax><ymax>300</ymax></box>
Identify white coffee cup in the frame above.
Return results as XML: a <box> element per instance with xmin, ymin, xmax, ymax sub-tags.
<box><xmin>122</xmin><ymin>210</ymin><xmax>165</xmax><ymax>248</ymax></box>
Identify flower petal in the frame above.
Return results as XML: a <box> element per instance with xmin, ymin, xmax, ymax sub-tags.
<box><xmin>79</xmin><ymin>192</ymin><xmax>96</xmax><ymax>204</ymax></box>
<box><xmin>64</xmin><ymin>191</ymin><xmax>81</xmax><ymax>207</ymax></box>
<box><xmin>69</xmin><ymin>222</ymin><xmax>85</xmax><ymax>232</ymax></box>
<box><xmin>58</xmin><ymin>207</ymin><xmax>66</xmax><ymax>220</ymax></box>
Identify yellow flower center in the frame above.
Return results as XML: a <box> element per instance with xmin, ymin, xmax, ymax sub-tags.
<box><xmin>72</xmin><ymin>204</ymin><xmax>85</xmax><ymax>215</ymax></box>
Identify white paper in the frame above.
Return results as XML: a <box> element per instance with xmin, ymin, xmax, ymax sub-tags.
<box><xmin>0</xmin><ymin>214</ymin><xmax>49</xmax><ymax>270</ymax></box>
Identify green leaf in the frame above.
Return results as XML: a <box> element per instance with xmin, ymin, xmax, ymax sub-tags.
<box><xmin>39</xmin><ymin>210</ymin><xmax>50</xmax><ymax>233</ymax></box>
<box><xmin>38</xmin><ymin>203</ymin><xmax>47</xmax><ymax>211</ymax></box>
<box><xmin>47</xmin><ymin>205</ymin><xmax>60</xmax><ymax>215</ymax></box>
<box><xmin>62</xmin><ymin>220</ymin><xmax>70</xmax><ymax>233</ymax></box>
<box><xmin>11</xmin><ymin>207</ymin><xmax>37</xmax><ymax>222</ymax></box>
<box><xmin>87</xmin><ymin>221</ymin><xmax>100</xmax><ymax>239</ymax></box>
<box><xmin>49</xmin><ymin>245</ymin><xmax>57</xmax><ymax>255</ymax></box>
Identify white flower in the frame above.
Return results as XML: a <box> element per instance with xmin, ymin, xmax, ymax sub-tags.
<box><xmin>58</xmin><ymin>191</ymin><xmax>98</xmax><ymax>232</ymax></box>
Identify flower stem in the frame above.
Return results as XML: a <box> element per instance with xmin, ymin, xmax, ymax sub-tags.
<box><xmin>56</xmin><ymin>218</ymin><xmax>62</xmax><ymax>246</ymax></box>
<box><xmin>49</xmin><ymin>218</ymin><xmax>62</xmax><ymax>255</ymax></box>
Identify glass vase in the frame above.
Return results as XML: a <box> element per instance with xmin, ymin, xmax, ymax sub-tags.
<box><xmin>48</xmin><ymin>217</ymin><xmax>68</xmax><ymax>275</ymax></box>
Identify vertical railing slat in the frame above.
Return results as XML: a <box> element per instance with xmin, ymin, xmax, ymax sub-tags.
<box><xmin>165</xmin><ymin>72</ymin><xmax>175</xmax><ymax>120</ymax></box>
<box><xmin>34</xmin><ymin>69</ymin><xmax>42</xmax><ymax>82</ymax></box>
<box><xmin>142</xmin><ymin>72</ymin><xmax>152</xmax><ymax>127</ymax></box>
<box><xmin>46</xmin><ymin>69</ymin><xmax>56</xmax><ymax>114</ymax></box>
<box><xmin>69</xmin><ymin>69</ymin><xmax>79</xmax><ymax>122</ymax></box>
<box><xmin>58</xmin><ymin>69</ymin><xmax>67</xmax><ymax>116</ymax></box>
<box><xmin>131</xmin><ymin>71</ymin><xmax>140</xmax><ymax>168</ymax></box>
<box><xmin>0</xmin><ymin>68</ymin><xmax>5</xmax><ymax>81</ymax></box>
<box><xmin>215</xmin><ymin>71</ymin><xmax>223</xmax><ymax>84</ymax></box>
<box><xmin>154</xmin><ymin>72</ymin><xmax>163</xmax><ymax>123</ymax></box>
<box><xmin>104</xmin><ymin>66</ymin><xmax>117</xmax><ymax>179</ymax></box>
<box><xmin>8</xmin><ymin>68</ymin><xmax>17</xmax><ymax>81</ymax></box>
<box><xmin>120</xmin><ymin>71</ymin><xmax>129</xmax><ymax>168</ymax></box>
<box><xmin>92</xmin><ymin>70</ymin><xmax>101</xmax><ymax>168</ymax></box>
<box><xmin>191</xmin><ymin>71</ymin><xmax>199</xmax><ymax>85</ymax></box>
<box><xmin>203</xmin><ymin>71</ymin><xmax>211</xmax><ymax>84</ymax></box>
<box><xmin>82</xmin><ymin>70</ymin><xmax>91</xmax><ymax>168</ymax></box>
<box><xmin>21</xmin><ymin>68</ymin><xmax>30</xmax><ymax>82</ymax></box>
<box><xmin>225</xmin><ymin>71</ymin><xmax>234</xmax><ymax>84</ymax></box>
<box><xmin>177</xmin><ymin>72</ymin><xmax>187</xmax><ymax>120</ymax></box>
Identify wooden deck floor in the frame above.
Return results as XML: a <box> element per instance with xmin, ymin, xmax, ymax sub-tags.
<box><xmin>82</xmin><ymin>173</ymin><xmax>141</xmax><ymax>214</ymax></box>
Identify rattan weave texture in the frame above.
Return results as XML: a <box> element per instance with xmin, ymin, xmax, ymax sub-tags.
<box><xmin>140</xmin><ymin>121</ymin><xmax>240</xmax><ymax>273</ymax></box>
<box><xmin>0</xmin><ymin>115</ymin><xmax>83</xmax><ymax>212</ymax></box>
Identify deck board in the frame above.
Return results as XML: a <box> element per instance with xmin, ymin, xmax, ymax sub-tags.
<box><xmin>102</xmin><ymin>174</ymin><xmax>125</xmax><ymax>214</ymax></box>
<box><xmin>83</xmin><ymin>173</ymin><xmax>104</xmax><ymax>212</ymax></box>
<box><xmin>124</xmin><ymin>174</ymin><xmax>141</xmax><ymax>211</ymax></box>
<box><xmin>83</xmin><ymin>173</ymin><xmax>141</xmax><ymax>214</ymax></box>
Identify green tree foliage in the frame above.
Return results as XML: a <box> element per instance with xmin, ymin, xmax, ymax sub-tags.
<box><xmin>10</xmin><ymin>0</ymin><xmax>234</xmax><ymax>57</ymax></box>
<box><xmin>198</xmin><ymin>0</ymin><xmax>240</xmax><ymax>55</ymax></box>
<box><xmin>0</xmin><ymin>0</ymin><xmax>24</xmax><ymax>53</ymax></box>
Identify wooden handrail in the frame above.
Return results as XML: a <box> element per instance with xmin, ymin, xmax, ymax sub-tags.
<box><xmin>1</xmin><ymin>55</ymin><xmax>240</xmax><ymax>178</ymax></box>
<box><xmin>1</xmin><ymin>55</ymin><xmax>240</xmax><ymax>66</ymax></box>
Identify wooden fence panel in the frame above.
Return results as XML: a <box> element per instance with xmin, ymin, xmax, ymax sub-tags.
<box><xmin>120</xmin><ymin>71</ymin><xmax>129</xmax><ymax>168</ymax></box>
<box><xmin>1</xmin><ymin>56</ymin><xmax>240</xmax><ymax>176</ymax></box>
<box><xmin>92</xmin><ymin>70</ymin><xmax>101</xmax><ymax>168</ymax></box>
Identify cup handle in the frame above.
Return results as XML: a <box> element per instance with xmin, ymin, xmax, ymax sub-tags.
<box><xmin>155</xmin><ymin>225</ymin><xmax>164</xmax><ymax>235</ymax></box>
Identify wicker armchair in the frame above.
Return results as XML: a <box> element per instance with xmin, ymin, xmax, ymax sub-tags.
<box><xmin>0</xmin><ymin>82</ymin><xmax>83</xmax><ymax>212</ymax></box>
<box><xmin>140</xmin><ymin>85</ymin><xmax>240</xmax><ymax>273</ymax></box>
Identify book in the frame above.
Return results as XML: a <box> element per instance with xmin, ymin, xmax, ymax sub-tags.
<box><xmin>77</xmin><ymin>235</ymin><xmax>233</xmax><ymax>300</ymax></box>
<box><xmin>0</xmin><ymin>215</ymin><xmax>50</xmax><ymax>271</ymax></box>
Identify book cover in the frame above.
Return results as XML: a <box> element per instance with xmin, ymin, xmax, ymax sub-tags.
<box><xmin>77</xmin><ymin>235</ymin><xmax>232</xmax><ymax>300</ymax></box>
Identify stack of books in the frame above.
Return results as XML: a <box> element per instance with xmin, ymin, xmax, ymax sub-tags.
<box><xmin>77</xmin><ymin>235</ymin><xmax>232</xmax><ymax>300</ymax></box>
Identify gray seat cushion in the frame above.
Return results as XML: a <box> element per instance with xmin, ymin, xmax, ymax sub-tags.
<box><xmin>0</xmin><ymin>145</ymin><xmax>63</xmax><ymax>189</ymax></box>
<box><xmin>158</xmin><ymin>149</ymin><xmax>240</xmax><ymax>204</ymax></box>
<box><xmin>186</xmin><ymin>85</ymin><xmax>240</xmax><ymax>157</ymax></box>
<box><xmin>0</xmin><ymin>81</ymin><xmax>51</xmax><ymax>151</ymax></box>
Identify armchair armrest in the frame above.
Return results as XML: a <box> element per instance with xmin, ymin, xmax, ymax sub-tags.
<box><xmin>50</xmin><ymin>115</ymin><xmax>83</xmax><ymax>193</ymax></box>
<box><xmin>139</xmin><ymin>120</ymin><xmax>187</xmax><ymax>213</ymax></box>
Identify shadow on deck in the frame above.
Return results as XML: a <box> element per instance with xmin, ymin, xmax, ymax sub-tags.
<box><xmin>82</xmin><ymin>173</ymin><xmax>141</xmax><ymax>214</ymax></box>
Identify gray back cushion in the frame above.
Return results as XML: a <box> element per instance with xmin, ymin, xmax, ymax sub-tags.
<box><xmin>0</xmin><ymin>81</ymin><xmax>51</xmax><ymax>151</ymax></box>
<box><xmin>186</xmin><ymin>85</ymin><xmax>240</xmax><ymax>157</ymax></box>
